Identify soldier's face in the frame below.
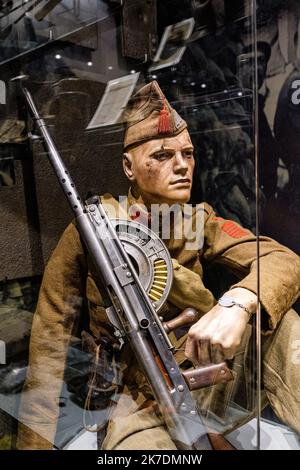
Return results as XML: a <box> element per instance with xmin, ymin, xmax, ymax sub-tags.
<box><xmin>123</xmin><ymin>129</ymin><xmax>195</xmax><ymax>205</ymax></box>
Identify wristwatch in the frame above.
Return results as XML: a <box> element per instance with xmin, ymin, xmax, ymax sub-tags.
<box><xmin>218</xmin><ymin>295</ymin><xmax>253</xmax><ymax>320</ymax></box>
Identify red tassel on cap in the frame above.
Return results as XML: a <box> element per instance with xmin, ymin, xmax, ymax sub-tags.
<box><xmin>158</xmin><ymin>98</ymin><xmax>172</xmax><ymax>134</ymax></box>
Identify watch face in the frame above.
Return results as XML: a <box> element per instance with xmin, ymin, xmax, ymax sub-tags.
<box><xmin>218</xmin><ymin>296</ymin><xmax>235</xmax><ymax>307</ymax></box>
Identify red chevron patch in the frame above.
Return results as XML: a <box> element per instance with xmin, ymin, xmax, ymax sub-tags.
<box><xmin>222</xmin><ymin>221</ymin><xmax>249</xmax><ymax>238</ymax></box>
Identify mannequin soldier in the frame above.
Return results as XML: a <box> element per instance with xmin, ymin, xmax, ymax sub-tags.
<box><xmin>17</xmin><ymin>81</ymin><xmax>300</xmax><ymax>450</ymax></box>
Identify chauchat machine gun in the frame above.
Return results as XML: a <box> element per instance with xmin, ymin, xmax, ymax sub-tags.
<box><xmin>13</xmin><ymin>75</ymin><xmax>234</xmax><ymax>450</ymax></box>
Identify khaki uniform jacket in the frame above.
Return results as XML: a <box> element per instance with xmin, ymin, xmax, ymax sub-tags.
<box><xmin>17</xmin><ymin>192</ymin><xmax>300</xmax><ymax>449</ymax></box>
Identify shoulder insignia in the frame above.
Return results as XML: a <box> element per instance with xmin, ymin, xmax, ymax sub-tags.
<box><xmin>221</xmin><ymin>221</ymin><xmax>249</xmax><ymax>238</ymax></box>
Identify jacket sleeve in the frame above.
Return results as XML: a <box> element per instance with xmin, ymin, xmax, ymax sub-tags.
<box><xmin>17</xmin><ymin>222</ymin><xmax>87</xmax><ymax>449</ymax></box>
<box><xmin>201</xmin><ymin>203</ymin><xmax>300</xmax><ymax>331</ymax></box>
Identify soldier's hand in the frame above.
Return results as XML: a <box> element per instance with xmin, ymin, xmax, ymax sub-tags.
<box><xmin>185</xmin><ymin>288</ymin><xmax>257</xmax><ymax>365</ymax></box>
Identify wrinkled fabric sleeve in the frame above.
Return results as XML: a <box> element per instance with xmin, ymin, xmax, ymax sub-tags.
<box><xmin>202</xmin><ymin>203</ymin><xmax>300</xmax><ymax>331</ymax></box>
<box><xmin>17</xmin><ymin>222</ymin><xmax>87</xmax><ymax>449</ymax></box>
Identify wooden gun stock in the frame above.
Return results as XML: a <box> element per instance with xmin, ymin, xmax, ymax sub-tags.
<box><xmin>182</xmin><ymin>362</ymin><xmax>233</xmax><ymax>389</ymax></box>
<box><xmin>163</xmin><ymin>308</ymin><xmax>234</xmax><ymax>389</ymax></box>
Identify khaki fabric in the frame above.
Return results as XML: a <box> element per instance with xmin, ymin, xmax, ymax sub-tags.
<box><xmin>16</xmin><ymin>192</ymin><xmax>300</xmax><ymax>449</ymax></box>
<box><xmin>0</xmin><ymin>119</ymin><xmax>27</xmax><ymax>144</ymax></box>
<box><xmin>262</xmin><ymin>308</ymin><xmax>300</xmax><ymax>433</ymax></box>
<box><xmin>104</xmin><ymin>407</ymin><xmax>175</xmax><ymax>450</ymax></box>
<box><xmin>123</xmin><ymin>81</ymin><xmax>187</xmax><ymax>150</ymax></box>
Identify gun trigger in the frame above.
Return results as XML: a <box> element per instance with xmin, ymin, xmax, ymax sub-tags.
<box><xmin>106</xmin><ymin>305</ymin><xmax>125</xmax><ymax>349</ymax></box>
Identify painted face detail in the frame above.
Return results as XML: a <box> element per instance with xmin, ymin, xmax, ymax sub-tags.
<box><xmin>128</xmin><ymin>130</ymin><xmax>195</xmax><ymax>206</ymax></box>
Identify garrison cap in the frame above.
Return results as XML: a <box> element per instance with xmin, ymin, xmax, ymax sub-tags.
<box><xmin>123</xmin><ymin>81</ymin><xmax>187</xmax><ymax>150</ymax></box>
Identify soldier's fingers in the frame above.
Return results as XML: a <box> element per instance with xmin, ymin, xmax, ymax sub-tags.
<box><xmin>185</xmin><ymin>337</ymin><xmax>199</xmax><ymax>364</ymax></box>
<box><xmin>210</xmin><ymin>343</ymin><xmax>224</xmax><ymax>364</ymax></box>
<box><xmin>197</xmin><ymin>339</ymin><xmax>211</xmax><ymax>365</ymax></box>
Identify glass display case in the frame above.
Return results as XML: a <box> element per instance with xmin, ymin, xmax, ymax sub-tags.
<box><xmin>0</xmin><ymin>0</ymin><xmax>299</xmax><ymax>451</ymax></box>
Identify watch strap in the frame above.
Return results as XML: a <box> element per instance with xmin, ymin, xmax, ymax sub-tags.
<box><xmin>218</xmin><ymin>296</ymin><xmax>253</xmax><ymax>320</ymax></box>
